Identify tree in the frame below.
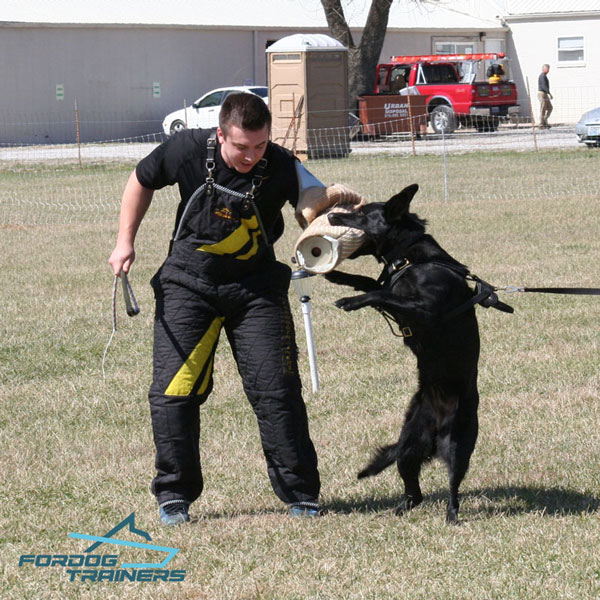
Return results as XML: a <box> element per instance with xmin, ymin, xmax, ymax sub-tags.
<box><xmin>320</xmin><ymin>0</ymin><xmax>393</xmax><ymax>105</ymax></box>
<box><xmin>320</xmin><ymin>0</ymin><xmax>432</xmax><ymax>106</ymax></box>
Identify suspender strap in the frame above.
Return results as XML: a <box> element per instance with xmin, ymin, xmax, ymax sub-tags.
<box><xmin>205</xmin><ymin>137</ymin><xmax>216</xmax><ymax>193</ymax></box>
<box><xmin>248</xmin><ymin>157</ymin><xmax>268</xmax><ymax>198</ymax></box>
<box><xmin>174</xmin><ymin>136</ymin><xmax>273</xmax><ymax>249</ymax></box>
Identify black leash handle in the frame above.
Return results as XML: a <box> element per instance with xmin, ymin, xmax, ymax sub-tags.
<box><xmin>120</xmin><ymin>270</ymin><xmax>140</xmax><ymax>316</ymax></box>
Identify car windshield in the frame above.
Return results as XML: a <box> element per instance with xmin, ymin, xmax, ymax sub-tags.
<box><xmin>197</xmin><ymin>91</ymin><xmax>224</xmax><ymax>108</ymax></box>
<box><xmin>249</xmin><ymin>87</ymin><xmax>268</xmax><ymax>98</ymax></box>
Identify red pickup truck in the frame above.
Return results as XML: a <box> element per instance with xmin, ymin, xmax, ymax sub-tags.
<box><xmin>374</xmin><ymin>53</ymin><xmax>520</xmax><ymax>134</ymax></box>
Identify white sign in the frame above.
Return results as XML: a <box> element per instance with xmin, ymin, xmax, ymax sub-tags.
<box><xmin>383</xmin><ymin>102</ymin><xmax>408</xmax><ymax>118</ymax></box>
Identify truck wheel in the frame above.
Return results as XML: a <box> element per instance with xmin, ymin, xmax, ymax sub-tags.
<box><xmin>430</xmin><ymin>106</ymin><xmax>455</xmax><ymax>134</ymax></box>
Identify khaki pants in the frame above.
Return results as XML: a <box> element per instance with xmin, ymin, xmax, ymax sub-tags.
<box><xmin>537</xmin><ymin>91</ymin><xmax>553</xmax><ymax>127</ymax></box>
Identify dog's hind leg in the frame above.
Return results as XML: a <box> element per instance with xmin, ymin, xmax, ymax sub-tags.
<box><xmin>445</xmin><ymin>392</ymin><xmax>479</xmax><ymax>524</ymax></box>
<box><xmin>394</xmin><ymin>392</ymin><xmax>436</xmax><ymax>515</ymax></box>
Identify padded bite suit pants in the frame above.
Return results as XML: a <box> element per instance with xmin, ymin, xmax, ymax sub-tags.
<box><xmin>148</xmin><ymin>242</ymin><xmax>320</xmax><ymax>508</ymax></box>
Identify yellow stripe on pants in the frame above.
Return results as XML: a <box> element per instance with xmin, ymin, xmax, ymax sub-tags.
<box><xmin>164</xmin><ymin>316</ymin><xmax>224</xmax><ymax>396</ymax></box>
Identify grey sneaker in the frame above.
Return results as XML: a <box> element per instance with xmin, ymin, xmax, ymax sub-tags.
<box><xmin>289</xmin><ymin>502</ymin><xmax>321</xmax><ymax>517</ymax></box>
<box><xmin>159</xmin><ymin>501</ymin><xmax>190</xmax><ymax>526</ymax></box>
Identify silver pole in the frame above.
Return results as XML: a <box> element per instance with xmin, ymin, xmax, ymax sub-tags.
<box><xmin>442</xmin><ymin>126</ymin><xmax>449</xmax><ymax>202</ymax></box>
<box><xmin>300</xmin><ymin>298</ymin><xmax>319</xmax><ymax>393</ymax></box>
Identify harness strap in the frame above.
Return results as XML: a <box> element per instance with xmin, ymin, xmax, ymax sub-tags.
<box><xmin>244</xmin><ymin>157</ymin><xmax>271</xmax><ymax>247</ymax></box>
<box><xmin>442</xmin><ymin>277</ymin><xmax>514</xmax><ymax>321</ymax></box>
<box><xmin>377</xmin><ymin>257</ymin><xmax>412</xmax><ymax>287</ymax></box>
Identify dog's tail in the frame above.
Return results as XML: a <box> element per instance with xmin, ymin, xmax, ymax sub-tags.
<box><xmin>357</xmin><ymin>443</ymin><xmax>399</xmax><ymax>479</ymax></box>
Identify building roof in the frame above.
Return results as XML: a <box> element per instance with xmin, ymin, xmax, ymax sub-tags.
<box><xmin>1</xmin><ymin>0</ymin><xmax>505</xmax><ymax>30</ymax></box>
<box><xmin>4</xmin><ymin>1</ymin><xmax>597</xmax><ymax>31</ymax></box>
<box><xmin>504</xmin><ymin>0</ymin><xmax>600</xmax><ymax>16</ymax></box>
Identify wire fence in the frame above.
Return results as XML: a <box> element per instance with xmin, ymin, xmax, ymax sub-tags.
<box><xmin>0</xmin><ymin>108</ymin><xmax>597</xmax><ymax>229</ymax></box>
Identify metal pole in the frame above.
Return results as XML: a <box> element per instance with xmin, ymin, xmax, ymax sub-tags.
<box><xmin>407</xmin><ymin>95</ymin><xmax>416</xmax><ymax>156</ymax></box>
<box><xmin>300</xmin><ymin>298</ymin><xmax>319</xmax><ymax>393</ymax></box>
<box><xmin>74</xmin><ymin>100</ymin><xmax>82</xmax><ymax>168</ymax></box>
<box><xmin>526</xmin><ymin>76</ymin><xmax>539</xmax><ymax>152</ymax></box>
<box><xmin>441</xmin><ymin>126</ymin><xmax>449</xmax><ymax>202</ymax></box>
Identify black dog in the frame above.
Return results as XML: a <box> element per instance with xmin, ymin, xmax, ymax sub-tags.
<box><xmin>326</xmin><ymin>184</ymin><xmax>512</xmax><ymax>523</ymax></box>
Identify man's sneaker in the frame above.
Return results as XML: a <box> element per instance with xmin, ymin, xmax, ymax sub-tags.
<box><xmin>289</xmin><ymin>502</ymin><xmax>321</xmax><ymax>517</ymax></box>
<box><xmin>159</xmin><ymin>501</ymin><xmax>190</xmax><ymax>526</ymax></box>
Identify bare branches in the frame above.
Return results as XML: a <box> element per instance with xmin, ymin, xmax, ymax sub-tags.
<box><xmin>319</xmin><ymin>0</ymin><xmax>394</xmax><ymax>100</ymax></box>
<box><xmin>320</xmin><ymin>0</ymin><xmax>354</xmax><ymax>48</ymax></box>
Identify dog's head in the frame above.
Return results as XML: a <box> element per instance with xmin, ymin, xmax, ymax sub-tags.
<box><xmin>327</xmin><ymin>184</ymin><xmax>424</xmax><ymax>259</ymax></box>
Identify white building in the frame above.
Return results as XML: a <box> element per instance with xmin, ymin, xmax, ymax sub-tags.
<box><xmin>503</xmin><ymin>1</ymin><xmax>600</xmax><ymax>124</ymax></box>
<box><xmin>1</xmin><ymin>0</ymin><xmax>598</xmax><ymax>143</ymax></box>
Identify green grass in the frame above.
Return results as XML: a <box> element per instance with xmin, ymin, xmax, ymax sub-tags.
<box><xmin>1</xmin><ymin>148</ymin><xmax>599</xmax><ymax>599</ymax></box>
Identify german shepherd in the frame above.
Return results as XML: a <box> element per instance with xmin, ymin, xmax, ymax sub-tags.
<box><xmin>326</xmin><ymin>183</ymin><xmax>512</xmax><ymax>523</ymax></box>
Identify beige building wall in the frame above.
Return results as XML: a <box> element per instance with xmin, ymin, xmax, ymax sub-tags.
<box><xmin>0</xmin><ymin>25</ymin><xmax>287</xmax><ymax>143</ymax></box>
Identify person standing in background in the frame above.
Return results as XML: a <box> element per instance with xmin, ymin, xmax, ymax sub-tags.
<box><xmin>537</xmin><ymin>64</ymin><xmax>553</xmax><ymax>129</ymax></box>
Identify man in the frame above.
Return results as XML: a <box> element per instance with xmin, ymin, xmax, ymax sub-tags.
<box><xmin>537</xmin><ymin>64</ymin><xmax>553</xmax><ymax>129</ymax></box>
<box><xmin>109</xmin><ymin>93</ymin><xmax>346</xmax><ymax>525</ymax></box>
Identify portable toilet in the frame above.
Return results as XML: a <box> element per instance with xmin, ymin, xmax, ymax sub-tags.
<box><xmin>267</xmin><ymin>33</ymin><xmax>349</xmax><ymax>158</ymax></box>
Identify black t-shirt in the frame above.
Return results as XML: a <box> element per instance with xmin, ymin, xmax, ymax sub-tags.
<box><xmin>136</xmin><ymin>129</ymin><xmax>299</xmax><ymax>243</ymax></box>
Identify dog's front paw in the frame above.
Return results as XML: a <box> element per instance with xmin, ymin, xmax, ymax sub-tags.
<box><xmin>334</xmin><ymin>296</ymin><xmax>358</xmax><ymax>311</ymax></box>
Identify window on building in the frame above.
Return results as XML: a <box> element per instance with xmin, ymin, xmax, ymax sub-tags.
<box><xmin>433</xmin><ymin>38</ymin><xmax>478</xmax><ymax>79</ymax></box>
<box><xmin>434</xmin><ymin>41</ymin><xmax>475</xmax><ymax>55</ymax></box>
<box><xmin>484</xmin><ymin>39</ymin><xmax>508</xmax><ymax>80</ymax></box>
<box><xmin>557</xmin><ymin>36</ymin><xmax>584</xmax><ymax>63</ymax></box>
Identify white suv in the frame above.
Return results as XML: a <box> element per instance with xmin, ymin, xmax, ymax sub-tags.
<box><xmin>162</xmin><ymin>86</ymin><xmax>269</xmax><ymax>135</ymax></box>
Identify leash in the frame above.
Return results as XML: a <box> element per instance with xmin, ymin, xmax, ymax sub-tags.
<box><xmin>499</xmin><ymin>285</ymin><xmax>600</xmax><ymax>296</ymax></box>
<box><xmin>102</xmin><ymin>270</ymin><xmax>140</xmax><ymax>380</ymax></box>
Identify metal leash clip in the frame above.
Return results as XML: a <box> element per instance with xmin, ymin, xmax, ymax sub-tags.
<box><xmin>502</xmin><ymin>285</ymin><xmax>524</xmax><ymax>294</ymax></box>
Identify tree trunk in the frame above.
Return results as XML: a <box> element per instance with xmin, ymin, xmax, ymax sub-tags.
<box><xmin>320</xmin><ymin>0</ymin><xmax>393</xmax><ymax>109</ymax></box>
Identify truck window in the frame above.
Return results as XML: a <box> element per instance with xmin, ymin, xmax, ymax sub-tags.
<box><xmin>389</xmin><ymin>67</ymin><xmax>409</xmax><ymax>92</ymax></box>
<box><xmin>377</xmin><ymin>68</ymin><xmax>390</xmax><ymax>93</ymax></box>
<box><xmin>421</xmin><ymin>64</ymin><xmax>457</xmax><ymax>84</ymax></box>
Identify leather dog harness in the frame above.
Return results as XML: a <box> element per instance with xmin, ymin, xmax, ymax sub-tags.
<box><xmin>375</xmin><ymin>252</ymin><xmax>513</xmax><ymax>338</ymax></box>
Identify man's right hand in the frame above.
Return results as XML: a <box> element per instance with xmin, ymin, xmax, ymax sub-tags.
<box><xmin>109</xmin><ymin>242</ymin><xmax>135</xmax><ymax>276</ymax></box>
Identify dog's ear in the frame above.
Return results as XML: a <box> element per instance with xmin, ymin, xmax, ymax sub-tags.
<box><xmin>384</xmin><ymin>184</ymin><xmax>419</xmax><ymax>222</ymax></box>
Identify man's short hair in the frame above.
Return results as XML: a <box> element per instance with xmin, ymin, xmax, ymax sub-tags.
<box><xmin>219</xmin><ymin>92</ymin><xmax>272</xmax><ymax>136</ymax></box>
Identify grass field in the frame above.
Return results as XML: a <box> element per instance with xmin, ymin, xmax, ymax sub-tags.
<box><xmin>1</xmin><ymin>148</ymin><xmax>599</xmax><ymax>599</ymax></box>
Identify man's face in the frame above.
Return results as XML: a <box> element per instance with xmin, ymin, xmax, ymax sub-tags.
<box><xmin>217</xmin><ymin>124</ymin><xmax>269</xmax><ymax>173</ymax></box>
<box><xmin>543</xmin><ymin>65</ymin><xmax>550</xmax><ymax>74</ymax></box>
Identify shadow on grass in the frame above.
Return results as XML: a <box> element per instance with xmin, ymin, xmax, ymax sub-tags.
<box><xmin>324</xmin><ymin>485</ymin><xmax>600</xmax><ymax>518</ymax></box>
